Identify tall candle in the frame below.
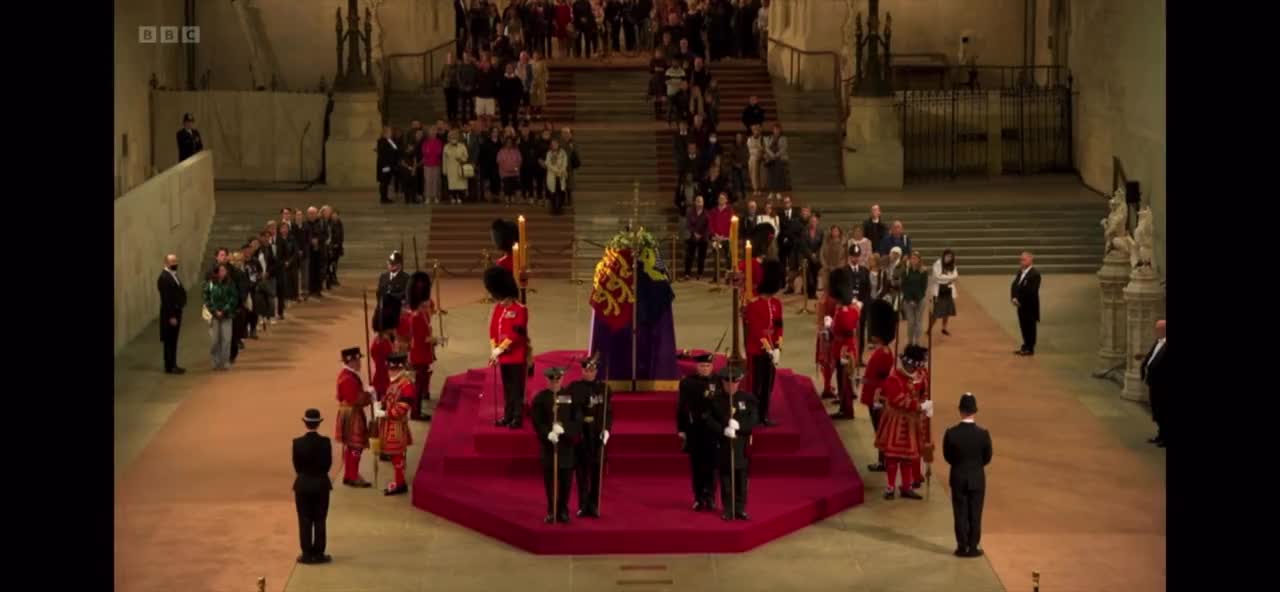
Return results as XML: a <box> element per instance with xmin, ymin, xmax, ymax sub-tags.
<box><xmin>517</xmin><ymin>215</ymin><xmax>527</xmax><ymax>273</ymax></box>
<box><xmin>744</xmin><ymin>240</ymin><xmax>753</xmax><ymax>301</ymax></box>
<box><xmin>729</xmin><ymin>215</ymin><xmax>739</xmax><ymax>267</ymax></box>
<box><xmin>512</xmin><ymin>242</ymin><xmax>521</xmax><ymax>281</ymax></box>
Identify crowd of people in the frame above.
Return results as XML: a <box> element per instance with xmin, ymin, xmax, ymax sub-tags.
<box><xmin>453</xmin><ymin>0</ymin><xmax>770</xmax><ymax>62</ymax></box>
<box><xmin>158</xmin><ymin>206</ymin><xmax>346</xmax><ymax>373</ymax></box>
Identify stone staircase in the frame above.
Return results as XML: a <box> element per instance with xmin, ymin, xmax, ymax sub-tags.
<box><xmin>202</xmin><ymin>191</ymin><xmax>432</xmax><ymax>284</ymax></box>
<box><xmin>426</xmin><ymin>207</ymin><xmax>576</xmax><ymax>279</ymax></box>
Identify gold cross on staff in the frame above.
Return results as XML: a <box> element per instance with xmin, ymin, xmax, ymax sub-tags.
<box><xmin>614</xmin><ymin>180</ymin><xmax>657</xmax><ymax>233</ymax></box>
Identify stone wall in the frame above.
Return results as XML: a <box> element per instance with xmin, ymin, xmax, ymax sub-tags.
<box><xmin>195</xmin><ymin>0</ymin><xmax>455</xmax><ymax>93</ymax></box>
<box><xmin>152</xmin><ymin>91</ymin><xmax>328</xmax><ymax>182</ymax></box>
<box><xmin>114</xmin><ymin>151</ymin><xmax>216</xmax><ymax>354</ymax></box>
<box><xmin>1067</xmin><ymin>0</ymin><xmax>1166</xmax><ymax>276</ymax></box>
<box><xmin>114</xmin><ymin>0</ymin><xmax>186</xmax><ymax>196</ymax></box>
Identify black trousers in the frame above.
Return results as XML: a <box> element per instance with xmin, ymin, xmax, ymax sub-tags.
<box><xmin>230</xmin><ymin>308</ymin><xmax>247</xmax><ymax>362</ymax></box>
<box><xmin>308</xmin><ymin>252</ymin><xmax>325</xmax><ymax>294</ymax></box>
<box><xmin>500</xmin><ymin>363</ymin><xmax>526</xmax><ymax>423</ymax></box>
<box><xmin>275</xmin><ymin>273</ymin><xmax>288</xmax><ymax>318</ymax></box>
<box><xmin>444</xmin><ymin>87</ymin><xmax>460</xmax><ymax>122</ymax></box>
<box><xmin>327</xmin><ymin>253</ymin><xmax>341</xmax><ymax>287</ymax></box>
<box><xmin>543</xmin><ymin>464</ymin><xmax>573</xmax><ymax>514</ymax></box>
<box><xmin>804</xmin><ymin>257</ymin><xmax>819</xmax><ymax>298</ymax></box>
<box><xmin>1149</xmin><ymin>385</ymin><xmax>1166</xmax><ymax>441</ymax></box>
<box><xmin>295</xmin><ymin>490</ymin><xmax>330</xmax><ymax>558</ymax></box>
<box><xmin>751</xmin><ymin>353</ymin><xmax>776</xmax><ymax>421</ymax></box>
<box><xmin>378</xmin><ymin>171</ymin><xmax>393</xmax><ymax>201</ymax></box>
<box><xmin>575</xmin><ymin>435</ymin><xmax>604</xmax><ymax>510</ymax></box>
<box><xmin>549</xmin><ymin>188</ymin><xmax>566</xmax><ymax>215</ymax></box>
<box><xmin>950</xmin><ymin>486</ymin><xmax>985</xmax><ymax>551</ymax></box>
<box><xmin>718</xmin><ymin>466</ymin><xmax>748</xmax><ymax>514</ymax></box>
<box><xmin>686</xmin><ymin>437</ymin><xmax>718</xmax><ymax>503</ymax></box>
<box><xmin>500</xmin><ymin>101</ymin><xmax>520</xmax><ymax>128</ymax></box>
<box><xmin>459</xmin><ymin>91</ymin><xmax>475</xmax><ymax>121</ymax></box>
<box><xmin>684</xmin><ymin>239</ymin><xmax>708</xmax><ymax>277</ymax></box>
<box><xmin>1017</xmin><ymin>309</ymin><xmax>1037</xmax><ymax>352</ymax></box>
<box><xmin>520</xmin><ymin>167</ymin><xmax>537</xmax><ymax>198</ymax></box>
<box><xmin>161</xmin><ymin>319</ymin><xmax>181</xmax><ymax>371</ymax></box>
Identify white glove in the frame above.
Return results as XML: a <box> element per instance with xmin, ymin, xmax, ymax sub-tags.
<box><xmin>770</xmin><ymin>349</ymin><xmax>781</xmax><ymax>366</ymax></box>
<box><xmin>490</xmin><ymin>347</ymin><xmax>503</xmax><ymax>360</ymax></box>
<box><xmin>728</xmin><ymin>419</ymin><xmax>740</xmax><ymax>431</ymax></box>
<box><xmin>723</xmin><ymin>427</ymin><xmax>737</xmax><ymax>439</ymax></box>
<box><xmin>677</xmin><ymin>432</ymin><xmax>686</xmax><ymax>440</ymax></box>
<box><xmin>853</xmin><ymin>300</ymin><xmax>863</xmax><ymax>310</ymax></box>
<box><xmin>547</xmin><ymin>431</ymin><xmax>560</xmax><ymax>444</ymax></box>
<box><xmin>601</xmin><ymin>430</ymin><xmax>610</xmax><ymax>445</ymax></box>
<box><xmin>364</xmin><ymin>385</ymin><xmax>375</xmax><ymax>395</ymax></box>
<box><xmin>552</xmin><ymin>422</ymin><xmax>565</xmax><ymax>435</ymax></box>
<box><xmin>381</xmin><ymin>166</ymin><xmax>391</xmax><ymax>173</ymax></box>
<box><xmin>823</xmin><ymin>316</ymin><xmax>833</xmax><ymax>330</ymax></box>
<box><xmin>921</xmin><ymin>400</ymin><xmax>934</xmax><ymax>417</ymax></box>
<box><xmin>373</xmin><ymin>407</ymin><xmax>387</xmax><ymax>419</ymax></box>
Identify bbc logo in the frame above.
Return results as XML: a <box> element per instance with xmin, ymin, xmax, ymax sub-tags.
<box><xmin>138</xmin><ymin>26</ymin><xmax>201</xmax><ymax>44</ymax></box>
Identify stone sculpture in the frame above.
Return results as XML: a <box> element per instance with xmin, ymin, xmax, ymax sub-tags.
<box><xmin>1101</xmin><ymin>186</ymin><xmax>1130</xmax><ymax>257</ymax></box>
<box><xmin>1130</xmin><ymin>207</ymin><xmax>1154</xmax><ymax>269</ymax></box>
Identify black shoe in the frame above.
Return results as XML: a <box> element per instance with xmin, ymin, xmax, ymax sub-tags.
<box><xmin>941</xmin><ymin>329</ymin><xmax>951</xmax><ymax>336</ymax></box>
<box><xmin>495</xmin><ymin>417</ymin><xmax>510</xmax><ymax>427</ymax></box>
<box><xmin>1147</xmin><ymin>435</ymin><xmax>1163</xmax><ymax>444</ymax></box>
<box><xmin>313</xmin><ymin>554</ymin><xmax>332</xmax><ymax>563</ymax></box>
<box><xmin>297</xmin><ymin>554</ymin><xmax>315</xmax><ymax>564</ymax></box>
<box><xmin>899</xmin><ymin>489</ymin><xmax>924</xmax><ymax>500</ymax></box>
<box><xmin>384</xmin><ymin>484</ymin><xmax>408</xmax><ymax>496</ymax></box>
<box><xmin>557</xmin><ymin>511</ymin><xmax>571</xmax><ymax>523</ymax></box>
<box><xmin>508</xmin><ymin>420</ymin><xmax>522</xmax><ymax>429</ymax></box>
<box><xmin>912</xmin><ymin>480</ymin><xmax>924</xmax><ymax>489</ymax></box>
<box><xmin>867</xmin><ymin>463</ymin><xmax>886</xmax><ymax>472</ymax></box>
<box><xmin>343</xmin><ymin>478</ymin><xmax>372</xmax><ymax>488</ymax></box>
<box><xmin>1155</xmin><ymin>440</ymin><xmax>1166</xmax><ymax>448</ymax></box>
<box><xmin>820</xmin><ymin>389</ymin><xmax>836</xmax><ymax>400</ymax></box>
<box><xmin>883</xmin><ymin>490</ymin><xmax>896</xmax><ymax>500</ymax></box>
<box><xmin>735</xmin><ymin>511</ymin><xmax>749</xmax><ymax>520</ymax></box>
<box><xmin>830</xmin><ymin>411</ymin><xmax>855</xmax><ymax>421</ymax></box>
<box><xmin>165</xmin><ymin>367</ymin><xmax>187</xmax><ymax>375</ymax></box>
<box><xmin>577</xmin><ymin>508</ymin><xmax>589</xmax><ymax>518</ymax></box>
<box><xmin>761</xmin><ymin>418</ymin><xmax>777</xmax><ymax>427</ymax></box>
<box><xmin>544</xmin><ymin>514</ymin><xmax>556</xmax><ymax>524</ymax></box>
<box><xmin>962</xmin><ymin>548</ymin><xmax>985</xmax><ymax>558</ymax></box>
<box><xmin>692</xmin><ymin>500</ymin><xmax>706</xmax><ymax>511</ymax></box>
<box><xmin>954</xmin><ymin>547</ymin><xmax>969</xmax><ymax>557</ymax></box>
<box><xmin>721</xmin><ymin>510</ymin><xmax>734</xmax><ymax>521</ymax></box>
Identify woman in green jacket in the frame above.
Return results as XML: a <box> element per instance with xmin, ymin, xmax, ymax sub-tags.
<box><xmin>204</xmin><ymin>263</ymin><xmax>239</xmax><ymax>370</ymax></box>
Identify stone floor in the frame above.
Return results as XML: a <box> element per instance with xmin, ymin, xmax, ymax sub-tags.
<box><xmin>115</xmin><ymin>261</ymin><xmax>1164</xmax><ymax>592</ymax></box>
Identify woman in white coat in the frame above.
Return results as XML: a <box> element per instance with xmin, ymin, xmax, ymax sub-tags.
<box><xmin>928</xmin><ymin>248</ymin><xmax>959</xmax><ymax>336</ymax></box>
<box><xmin>543</xmin><ymin>138</ymin><xmax>569</xmax><ymax>215</ymax></box>
<box><xmin>442</xmin><ymin>130</ymin><xmax>470</xmax><ymax>204</ymax></box>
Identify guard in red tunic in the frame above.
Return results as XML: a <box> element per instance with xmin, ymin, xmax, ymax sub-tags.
<box><xmin>826</xmin><ymin>268</ymin><xmax>863</xmax><ymax>420</ymax></box>
<box><xmin>743</xmin><ymin>258</ymin><xmax>784</xmax><ymax>426</ymax></box>
<box><xmin>874</xmin><ymin>345</ymin><xmax>932</xmax><ymax>500</ymax></box>
<box><xmin>860</xmin><ymin>300</ymin><xmax>898</xmax><ymax>472</ymax></box>
<box><xmin>375</xmin><ymin>352</ymin><xmax>415</xmax><ymax>495</ymax></box>
<box><xmin>370</xmin><ymin>328</ymin><xmax>394</xmax><ymax>398</ymax></box>
<box><xmin>910</xmin><ymin>358</ymin><xmax>933</xmax><ymax>489</ymax></box>
<box><xmin>335</xmin><ymin>347</ymin><xmax>374</xmax><ymax>487</ymax></box>
<box><xmin>814</xmin><ymin>290</ymin><xmax>838</xmax><ymax>399</ymax></box>
<box><xmin>733</xmin><ymin>224</ymin><xmax>772</xmax><ymax>293</ymax></box>
<box><xmin>486</xmin><ymin>266</ymin><xmax>530</xmax><ymax>429</ymax></box>
<box><xmin>407</xmin><ymin>271</ymin><xmax>439</xmax><ymax>421</ymax></box>
<box><xmin>395</xmin><ymin>301</ymin><xmax>413</xmax><ymax>354</ymax></box>
<box><xmin>491</xmin><ymin>218</ymin><xmax>518</xmax><ymax>273</ymax></box>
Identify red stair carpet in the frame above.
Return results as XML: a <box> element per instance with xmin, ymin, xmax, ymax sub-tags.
<box><xmin>411</xmin><ymin>350</ymin><xmax>865</xmax><ymax>554</ymax></box>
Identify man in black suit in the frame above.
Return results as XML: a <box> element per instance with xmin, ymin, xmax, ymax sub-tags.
<box><xmin>293</xmin><ymin>408</ymin><xmax>333</xmax><ymax>564</ymax></box>
<box><xmin>776</xmin><ymin>195</ymin><xmax>797</xmax><ymax>273</ymax></box>
<box><xmin>1138</xmin><ymin>319</ymin><xmax>1168</xmax><ymax>447</ymax></box>
<box><xmin>156</xmin><ymin>254</ymin><xmax>187</xmax><ymax>374</ymax></box>
<box><xmin>943</xmin><ymin>392</ymin><xmax>992</xmax><ymax>558</ymax></box>
<box><xmin>861</xmin><ymin>204</ymin><xmax>886</xmax><ymax>253</ymax></box>
<box><xmin>1011</xmin><ymin>251</ymin><xmax>1042</xmax><ymax>356</ymax></box>
<box><xmin>453</xmin><ymin>0</ymin><xmax>469</xmax><ymax>57</ymax></box>
<box><xmin>376</xmin><ymin>127</ymin><xmax>399</xmax><ymax>204</ymax></box>
<box><xmin>177</xmin><ymin>113</ymin><xmax>203</xmax><ymax>162</ymax></box>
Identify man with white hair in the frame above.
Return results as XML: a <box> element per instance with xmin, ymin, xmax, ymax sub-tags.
<box><xmin>305</xmin><ymin>207</ymin><xmax>329</xmax><ymax>298</ymax></box>
<box><xmin>878</xmin><ymin>220</ymin><xmax>912</xmax><ymax>256</ymax></box>
<box><xmin>1011</xmin><ymin>251</ymin><xmax>1041</xmax><ymax>356</ymax></box>
<box><xmin>157</xmin><ymin>254</ymin><xmax>187</xmax><ymax>374</ymax></box>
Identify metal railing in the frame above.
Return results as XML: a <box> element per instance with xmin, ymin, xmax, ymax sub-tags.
<box><xmin>896</xmin><ymin>64</ymin><xmax>1071</xmax><ymax>91</ymax></box>
<box><xmin>766</xmin><ymin>37</ymin><xmax>852</xmax><ymax>183</ymax></box>
<box><xmin>1000</xmin><ymin>80</ymin><xmax>1074</xmax><ymax>175</ymax></box>
<box><xmin>381</xmin><ymin>39</ymin><xmax>457</xmax><ymax>123</ymax></box>
<box><xmin>900</xmin><ymin>89</ymin><xmax>989</xmax><ymax>181</ymax></box>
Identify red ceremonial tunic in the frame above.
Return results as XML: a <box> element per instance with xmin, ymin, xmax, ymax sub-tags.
<box><xmin>743</xmin><ymin>296</ymin><xmax>783</xmax><ymax>355</ymax></box>
<box><xmin>378</xmin><ymin>378</ymin><xmax>415</xmax><ymax>456</ymax></box>
<box><xmin>396</xmin><ymin>309</ymin><xmax>413</xmax><ymax>352</ymax></box>
<box><xmin>409</xmin><ymin>302</ymin><xmax>436</xmax><ymax>368</ymax></box>
<box><xmin>736</xmin><ymin>258</ymin><xmax>765</xmax><ymax>294</ymax></box>
<box><xmin>336</xmin><ymin>367</ymin><xmax>372</xmax><ymax>450</ymax></box>
<box><xmin>370</xmin><ymin>335</ymin><xmax>394</xmax><ymax>396</ymax></box>
<box><xmin>489</xmin><ymin>300</ymin><xmax>529</xmax><ymax>365</ymax></box>
<box><xmin>814</xmin><ymin>296</ymin><xmax>837</xmax><ymax>365</ymax></box>
<box><xmin>830</xmin><ymin>303</ymin><xmax>861</xmax><ymax>365</ymax></box>
<box><xmin>874</xmin><ymin>369</ymin><xmax>923</xmax><ymax>459</ymax></box>
<box><xmin>496</xmin><ymin>253</ymin><xmax>514</xmax><ymax>273</ymax></box>
<box><xmin>859</xmin><ymin>345</ymin><xmax>895</xmax><ymax>407</ymax></box>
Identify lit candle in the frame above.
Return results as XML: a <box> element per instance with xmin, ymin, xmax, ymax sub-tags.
<box><xmin>512</xmin><ymin>242</ymin><xmax>521</xmax><ymax>283</ymax></box>
<box><xmin>744</xmin><ymin>240</ymin><xmax>753</xmax><ymax>301</ymax></box>
<box><xmin>517</xmin><ymin>215</ymin><xmax>527</xmax><ymax>276</ymax></box>
<box><xmin>729</xmin><ymin>215</ymin><xmax>739</xmax><ymax>268</ymax></box>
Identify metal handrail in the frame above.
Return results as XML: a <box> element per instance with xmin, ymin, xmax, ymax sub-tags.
<box><xmin>766</xmin><ymin>37</ymin><xmax>849</xmax><ymax>183</ymax></box>
<box><xmin>381</xmin><ymin>38</ymin><xmax>456</xmax><ymax>122</ymax></box>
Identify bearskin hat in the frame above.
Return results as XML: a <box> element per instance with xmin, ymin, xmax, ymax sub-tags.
<box><xmin>748</xmin><ymin>223</ymin><xmax>774</xmax><ymax>253</ymax></box>
<box><xmin>408</xmin><ymin>271</ymin><xmax>432</xmax><ymax>310</ymax></box>
<box><xmin>491</xmin><ymin>218</ymin><xmax>518</xmax><ymax>253</ymax></box>
<box><xmin>827</xmin><ymin>267</ymin><xmax>854</xmax><ymax>305</ymax></box>
<box><xmin>901</xmin><ymin>344</ymin><xmax>929</xmax><ymax>370</ymax></box>
<box><xmin>483</xmin><ymin>265</ymin><xmax>519</xmax><ymax>300</ymax></box>
<box><xmin>866</xmin><ymin>299</ymin><xmax>897</xmax><ymax>346</ymax></box>
<box><xmin>757</xmin><ymin>258</ymin><xmax>785</xmax><ymax>295</ymax></box>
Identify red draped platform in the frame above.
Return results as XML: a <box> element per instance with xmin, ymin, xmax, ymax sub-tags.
<box><xmin>411</xmin><ymin>350</ymin><xmax>865</xmax><ymax>554</ymax></box>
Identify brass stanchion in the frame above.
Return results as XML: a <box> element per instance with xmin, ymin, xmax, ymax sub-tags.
<box><xmin>797</xmin><ymin>257</ymin><xmax>813</xmax><ymax>314</ymax></box>
<box><xmin>1032</xmin><ymin>572</ymin><xmax>1040</xmax><ymax>592</ymax></box>
<box><xmin>709</xmin><ymin>242</ymin><xmax>725</xmax><ymax>293</ymax></box>
<box><xmin>257</xmin><ymin>577</ymin><xmax>265</xmax><ymax>592</ymax></box>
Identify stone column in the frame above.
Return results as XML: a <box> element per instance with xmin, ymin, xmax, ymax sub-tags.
<box><xmin>324</xmin><ymin>92</ymin><xmax>381</xmax><ymax>189</ymax></box>
<box><xmin>843</xmin><ymin>96</ymin><xmax>903</xmax><ymax>189</ymax></box>
<box><xmin>1094</xmin><ymin>251</ymin><xmax>1129</xmax><ymax>375</ymax></box>
<box><xmin>1121</xmin><ymin>266</ymin><xmax>1161</xmax><ymax>402</ymax></box>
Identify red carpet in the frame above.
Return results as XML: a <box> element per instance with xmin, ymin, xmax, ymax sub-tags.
<box><xmin>411</xmin><ymin>350</ymin><xmax>865</xmax><ymax>554</ymax></box>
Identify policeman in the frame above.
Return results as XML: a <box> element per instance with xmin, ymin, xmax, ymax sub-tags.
<box><xmin>707</xmin><ymin>365</ymin><xmax>758</xmax><ymax>521</ymax></box>
<box><xmin>532</xmin><ymin>367</ymin><xmax>581</xmax><ymax>523</ymax></box>
<box><xmin>677</xmin><ymin>352</ymin><xmax>719</xmax><ymax>511</ymax></box>
<box><xmin>570</xmin><ymin>354</ymin><xmax>612</xmax><ymax>518</ymax></box>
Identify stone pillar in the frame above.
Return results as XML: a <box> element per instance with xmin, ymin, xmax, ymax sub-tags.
<box><xmin>324</xmin><ymin>92</ymin><xmax>380</xmax><ymax>189</ymax></box>
<box><xmin>842</xmin><ymin>96</ymin><xmax>903</xmax><ymax>189</ymax></box>
<box><xmin>1121</xmin><ymin>266</ymin><xmax>1161</xmax><ymax>402</ymax></box>
<box><xmin>1094</xmin><ymin>251</ymin><xmax>1129</xmax><ymax>375</ymax></box>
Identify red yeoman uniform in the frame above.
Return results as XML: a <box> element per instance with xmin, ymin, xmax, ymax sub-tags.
<box><xmin>814</xmin><ymin>294</ymin><xmax>838</xmax><ymax>396</ymax></box>
<box><xmin>831</xmin><ymin>303</ymin><xmax>861</xmax><ymax>416</ymax></box>
<box><xmin>873</xmin><ymin>344</ymin><xmax>931</xmax><ymax>499</ymax></box>
<box><xmin>335</xmin><ymin>349</ymin><xmax>373</xmax><ymax>486</ymax></box>
<box><xmin>378</xmin><ymin>358</ymin><xmax>415</xmax><ymax>495</ymax></box>
<box><xmin>395</xmin><ymin>308</ymin><xmax>412</xmax><ymax>353</ymax></box>
<box><xmin>911</xmin><ymin>366</ymin><xmax>933</xmax><ymax>483</ymax></box>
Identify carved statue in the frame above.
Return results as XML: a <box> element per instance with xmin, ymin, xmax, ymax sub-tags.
<box><xmin>1130</xmin><ymin>207</ymin><xmax>1154</xmax><ymax>269</ymax></box>
<box><xmin>1101</xmin><ymin>186</ymin><xmax>1130</xmax><ymax>257</ymax></box>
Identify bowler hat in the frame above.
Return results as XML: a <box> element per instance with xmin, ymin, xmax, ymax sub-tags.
<box><xmin>303</xmin><ymin>408</ymin><xmax>323</xmax><ymax>423</ymax></box>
